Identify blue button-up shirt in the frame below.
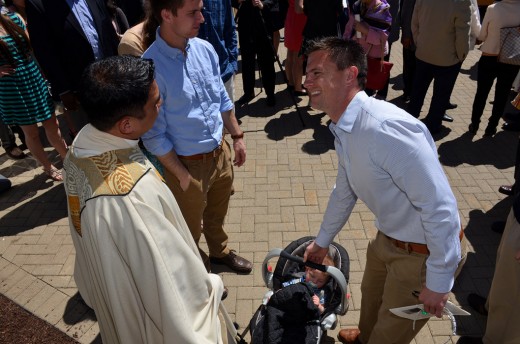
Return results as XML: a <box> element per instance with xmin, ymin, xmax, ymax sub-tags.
<box><xmin>198</xmin><ymin>0</ymin><xmax>238</xmax><ymax>83</ymax></box>
<box><xmin>141</xmin><ymin>33</ymin><xmax>234</xmax><ymax>156</ymax></box>
<box><xmin>316</xmin><ymin>91</ymin><xmax>461</xmax><ymax>293</ymax></box>
<box><xmin>66</xmin><ymin>0</ymin><xmax>102</xmax><ymax>60</ymax></box>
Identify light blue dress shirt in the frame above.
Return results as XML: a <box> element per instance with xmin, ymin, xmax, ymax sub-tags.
<box><xmin>66</xmin><ymin>0</ymin><xmax>102</xmax><ymax>60</ymax></box>
<box><xmin>141</xmin><ymin>32</ymin><xmax>234</xmax><ymax>156</ymax></box>
<box><xmin>315</xmin><ymin>91</ymin><xmax>461</xmax><ymax>293</ymax></box>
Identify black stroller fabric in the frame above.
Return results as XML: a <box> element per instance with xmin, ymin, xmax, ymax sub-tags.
<box><xmin>251</xmin><ymin>283</ymin><xmax>321</xmax><ymax>344</ymax></box>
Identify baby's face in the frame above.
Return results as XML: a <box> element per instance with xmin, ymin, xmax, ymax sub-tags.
<box><xmin>306</xmin><ymin>269</ymin><xmax>328</xmax><ymax>288</ymax></box>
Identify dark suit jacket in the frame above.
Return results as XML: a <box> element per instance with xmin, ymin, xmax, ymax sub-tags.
<box><xmin>26</xmin><ymin>0</ymin><xmax>119</xmax><ymax>96</ymax></box>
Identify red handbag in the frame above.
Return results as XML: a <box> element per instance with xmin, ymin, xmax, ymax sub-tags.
<box><xmin>366</xmin><ymin>56</ymin><xmax>393</xmax><ymax>91</ymax></box>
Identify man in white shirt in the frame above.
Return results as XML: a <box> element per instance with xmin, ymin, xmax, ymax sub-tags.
<box><xmin>302</xmin><ymin>37</ymin><xmax>465</xmax><ymax>344</ymax></box>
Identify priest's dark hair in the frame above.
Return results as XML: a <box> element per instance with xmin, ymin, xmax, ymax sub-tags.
<box><xmin>79</xmin><ymin>55</ymin><xmax>155</xmax><ymax>132</ymax></box>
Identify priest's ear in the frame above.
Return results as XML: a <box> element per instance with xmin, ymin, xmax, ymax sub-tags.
<box><xmin>117</xmin><ymin>116</ymin><xmax>139</xmax><ymax>137</ymax></box>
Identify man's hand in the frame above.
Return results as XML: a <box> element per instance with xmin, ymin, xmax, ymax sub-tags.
<box><xmin>252</xmin><ymin>0</ymin><xmax>263</xmax><ymax>9</ymax></box>
<box><xmin>232</xmin><ymin>138</ymin><xmax>246</xmax><ymax>167</ymax></box>
<box><xmin>303</xmin><ymin>241</ymin><xmax>328</xmax><ymax>264</ymax></box>
<box><xmin>418</xmin><ymin>287</ymin><xmax>449</xmax><ymax>318</ymax></box>
<box><xmin>401</xmin><ymin>37</ymin><xmax>414</xmax><ymax>49</ymax></box>
<box><xmin>179</xmin><ymin>172</ymin><xmax>192</xmax><ymax>192</ymax></box>
<box><xmin>60</xmin><ymin>91</ymin><xmax>79</xmax><ymax>111</ymax></box>
<box><xmin>515</xmin><ymin>250</ymin><xmax>520</xmax><ymax>262</ymax></box>
<box><xmin>157</xmin><ymin>151</ymin><xmax>193</xmax><ymax>192</ymax></box>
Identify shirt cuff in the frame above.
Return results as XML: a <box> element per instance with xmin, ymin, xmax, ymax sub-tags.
<box><xmin>142</xmin><ymin>137</ymin><xmax>173</xmax><ymax>157</ymax></box>
<box><xmin>426</xmin><ymin>271</ymin><xmax>455</xmax><ymax>294</ymax></box>
<box><xmin>314</xmin><ymin>229</ymin><xmax>335</xmax><ymax>250</ymax></box>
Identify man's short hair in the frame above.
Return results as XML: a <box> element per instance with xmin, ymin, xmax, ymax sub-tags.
<box><xmin>149</xmin><ymin>0</ymin><xmax>185</xmax><ymax>23</ymax></box>
<box><xmin>306</xmin><ymin>37</ymin><xmax>368</xmax><ymax>89</ymax></box>
<box><xmin>79</xmin><ymin>55</ymin><xmax>155</xmax><ymax>132</ymax></box>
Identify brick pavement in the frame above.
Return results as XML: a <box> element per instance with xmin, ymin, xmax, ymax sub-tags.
<box><xmin>0</xmin><ymin>39</ymin><xmax>517</xmax><ymax>343</ymax></box>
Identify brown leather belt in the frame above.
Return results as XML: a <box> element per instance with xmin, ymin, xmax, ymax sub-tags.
<box><xmin>386</xmin><ymin>230</ymin><xmax>464</xmax><ymax>255</ymax></box>
<box><xmin>177</xmin><ymin>142</ymin><xmax>223</xmax><ymax>160</ymax></box>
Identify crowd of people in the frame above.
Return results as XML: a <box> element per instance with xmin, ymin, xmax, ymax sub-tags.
<box><xmin>1</xmin><ymin>0</ymin><xmax>520</xmax><ymax>343</ymax></box>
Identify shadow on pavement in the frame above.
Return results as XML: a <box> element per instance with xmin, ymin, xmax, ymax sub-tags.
<box><xmin>438</xmin><ymin>131</ymin><xmax>517</xmax><ymax>169</ymax></box>
<box><xmin>263</xmin><ymin>109</ymin><xmax>335</xmax><ymax>155</ymax></box>
<box><xmin>459</xmin><ymin>60</ymin><xmax>479</xmax><ymax>81</ymax></box>
<box><xmin>452</xmin><ymin>196</ymin><xmax>512</xmax><ymax>336</ymax></box>
<box><xmin>0</xmin><ymin>181</ymin><xmax>66</xmax><ymax>234</ymax></box>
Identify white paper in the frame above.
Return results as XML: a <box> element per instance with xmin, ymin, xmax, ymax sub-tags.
<box><xmin>390</xmin><ymin>301</ymin><xmax>470</xmax><ymax>320</ymax></box>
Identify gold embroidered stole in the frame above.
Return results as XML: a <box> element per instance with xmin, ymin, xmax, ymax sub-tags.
<box><xmin>64</xmin><ymin>148</ymin><xmax>162</xmax><ymax>236</ymax></box>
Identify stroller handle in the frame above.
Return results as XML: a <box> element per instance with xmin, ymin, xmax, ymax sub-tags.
<box><xmin>262</xmin><ymin>248</ymin><xmax>349</xmax><ymax>315</ymax></box>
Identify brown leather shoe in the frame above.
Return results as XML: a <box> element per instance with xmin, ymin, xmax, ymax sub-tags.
<box><xmin>338</xmin><ymin>328</ymin><xmax>362</xmax><ymax>344</ymax></box>
<box><xmin>210</xmin><ymin>250</ymin><xmax>252</xmax><ymax>274</ymax></box>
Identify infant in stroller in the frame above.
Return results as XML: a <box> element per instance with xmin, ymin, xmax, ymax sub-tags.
<box><xmin>281</xmin><ymin>255</ymin><xmax>335</xmax><ymax>314</ymax></box>
<box><xmin>238</xmin><ymin>236</ymin><xmax>349</xmax><ymax>344</ymax></box>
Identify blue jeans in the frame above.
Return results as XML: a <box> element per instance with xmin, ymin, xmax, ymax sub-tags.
<box><xmin>408</xmin><ymin>58</ymin><xmax>462</xmax><ymax>132</ymax></box>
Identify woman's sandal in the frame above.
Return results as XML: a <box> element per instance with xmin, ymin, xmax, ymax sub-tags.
<box><xmin>5</xmin><ymin>146</ymin><xmax>26</xmax><ymax>160</ymax></box>
<box><xmin>44</xmin><ymin>166</ymin><xmax>63</xmax><ymax>182</ymax></box>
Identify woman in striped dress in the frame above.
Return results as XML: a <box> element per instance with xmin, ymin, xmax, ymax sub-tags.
<box><xmin>0</xmin><ymin>9</ymin><xmax>67</xmax><ymax>181</ymax></box>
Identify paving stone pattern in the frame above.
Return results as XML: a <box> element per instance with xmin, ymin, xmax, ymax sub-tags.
<box><xmin>0</xmin><ymin>39</ymin><xmax>516</xmax><ymax>344</ymax></box>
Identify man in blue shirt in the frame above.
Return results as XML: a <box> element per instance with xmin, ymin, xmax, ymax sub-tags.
<box><xmin>302</xmin><ymin>38</ymin><xmax>465</xmax><ymax>344</ymax></box>
<box><xmin>142</xmin><ymin>0</ymin><xmax>252</xmax><ymax>274</ymax></box>
<box><xmin>198</xmin><ymin>0</ymin><xmax>238</xmax><ymax>102</ymax></box>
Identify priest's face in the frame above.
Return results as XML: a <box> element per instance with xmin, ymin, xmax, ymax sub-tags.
<box><xmin>136</xmin><ymin>81</ymin><xmax>161</xmax><ymax>137</ymax></box>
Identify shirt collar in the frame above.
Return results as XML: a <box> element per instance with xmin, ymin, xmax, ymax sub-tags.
<box><xmin>155</xmin><ymin>28</ymin><xmax>191</xmax><ymax>58</ymax></box>
<box><xmin>333</xmin><ymin>91</ymin><xmax>369</xmax><ymax>133</ymax></box>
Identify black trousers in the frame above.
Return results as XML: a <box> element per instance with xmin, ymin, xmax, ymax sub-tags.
<box><xmin>402</xmin><ymin>47</ymin><xmax>416</xmax><ymax>98</ymax></box>
<box><xmin>470</xmin><ymin>55</ymin><xmax>520</xmax><ymax>131</ymax></box>
<box><xmin>238</xmin><ymin>30</ymin><xmax>276</xmax><ymax>97</ymax></box>
<box><xmin>408</xmin><ymin>58</ymin><xmax>461</xmax><ymax>131</ymax></box>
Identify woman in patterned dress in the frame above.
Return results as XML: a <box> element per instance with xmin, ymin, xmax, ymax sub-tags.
<box><xmin>0</xmin><ymin>9</ymin><xmax>67</xmax><ymax>181</ymax></box>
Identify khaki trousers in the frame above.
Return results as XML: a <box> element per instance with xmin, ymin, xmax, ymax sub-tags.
<box><xmin>483</xmin><ymin>209</ymin><xmax>520</xmax><ymax>344</ymax></box>
<box><xmin>164</xmin><ymin>141</ymin><xmax>233</xmax><ymax>258</ymax></box>
<box><xmin>359</xmin><ymin>231</ymin><xmax>467</xmax><ymax>344</ymax></box>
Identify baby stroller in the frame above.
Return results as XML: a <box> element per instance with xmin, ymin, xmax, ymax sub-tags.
<box><xmin>238</xmin><ymin>236</ymin><xmax>350</xmax><ymax>344</ymax></box>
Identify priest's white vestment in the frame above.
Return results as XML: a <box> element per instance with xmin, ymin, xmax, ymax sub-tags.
<box><xmin>63</xmin><ymin>124</ymin><xmax>225</xmax><ymax>344</ymax></box>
